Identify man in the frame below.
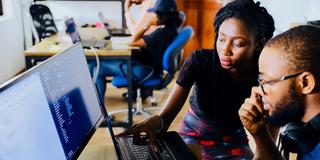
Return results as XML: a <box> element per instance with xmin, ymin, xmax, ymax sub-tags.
<box><xmin>239</xmin><ymin>25</ymin><xmax>320</xmax><ymax>159</ymax></box>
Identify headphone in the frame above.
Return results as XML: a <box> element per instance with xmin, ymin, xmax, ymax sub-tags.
<box><xmin>280</xmin><ymin>113</ymin><xmax>320</xmax><ymax>154</ymax></box>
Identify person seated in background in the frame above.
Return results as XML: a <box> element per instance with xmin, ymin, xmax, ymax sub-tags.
<box><xmin>94</xmin><ymin>0</ymin><xmax>181</xmax><ymax>102</ymax></box>
<box><xmin>239</xmin><ymin>25</ymin><xmax>320</xmax><ymax>160</ymax></box>
<box><xmin>118</xmin><ymin>0</ymin><xmax>275</xmax><ymax>159</ymax></box>
<box><xmin>124</xmin><ymin>0</ymin><xmax>157</xmax><ymax>35</ymax></box>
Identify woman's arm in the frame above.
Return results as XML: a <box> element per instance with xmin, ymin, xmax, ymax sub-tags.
<box><xmin>121</xmin><ymin>84</ymin><xmax>190</xmax><ymax>134</ymax></box>
<box><xmin>129</xmin><ymin>24</ymin><xmax>148</xmax><ymax>47</ymax></box>
<box><xmin>116</xmin><ymin>84</ymin><xmax>191</xmax><ymax>152</ymax></box>
<box><xmin>124</xmin><ymin>0</ymin><xmax>135</xmax><ymax>33</ymax></box>
<box><xmin>126</xmin><ymin>11</ymin><xmax>157</xmax><ymax>35</ymax></box>
<box><xmin>129</xmin><ymin>14</ymin><xmax>158</xmax><ymax>47</ymax></box>
<box><xmin>160</xmin><ymin>84</ymin><xmax>190</xmax><ymax>130</ymax></box>
<box><xmin>124</xmin><ymin>0</ymin><xmax>156</xmax><ymax>35</ymax></box>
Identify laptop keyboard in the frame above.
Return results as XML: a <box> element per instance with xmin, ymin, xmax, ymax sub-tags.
<box><xmin>124</xmin><ymin>137</ymin><xmax>174</xmax><ymax>160</ymax></box>
<box><xmin>125</xmin><ymin>137</ymin><xmax>157</xmax><ymax>160</ymax></box>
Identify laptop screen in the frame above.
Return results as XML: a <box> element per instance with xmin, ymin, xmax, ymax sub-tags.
<box><xmin>65</xmin><ymin>18</ymin><xmax>81</xmax><ymax>44</ymax></box>
<box><xmin>0</xmin><ymin>43</ymin><xmax>103</xmax><ymax>160</ymax></box>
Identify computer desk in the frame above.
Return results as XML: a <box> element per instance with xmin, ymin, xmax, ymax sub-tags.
<box><xmin>24</xmin><ymin>28</ymin><xmax>137</xmax><ymax>128</ymax></box>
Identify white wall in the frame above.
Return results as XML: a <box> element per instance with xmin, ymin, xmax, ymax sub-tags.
<box><xmin>259</xmin><ymin>0</ymin><xmax>320</xmax><ymax>35</ymax></box>
<box><xmin>1</xmin><ymin>0</ymin><xmax>320</xmax><ymax>84</ymax></box>
<box><xmin>40</xmin><ymin>1</ymin><xmax>123</xmax><ymax>31</ymax></box>
<box><xmin>307</xmin><ymin>0</ymin><xmax>320</xmax><ymax>21</ymax></box>
<box><xmin>41</xmin><ymin>0</ymin><xmax>320</xmax><ymax>35</ymax></box>
<box><xmin>0</xmin><ymin>0</ymin><xmax>25</xmax><ymax>84</ymax></box>
<box><xmin>0</xmin><ymin>0</ymin><xmax>136</xmax><ymax>85</ymax></box>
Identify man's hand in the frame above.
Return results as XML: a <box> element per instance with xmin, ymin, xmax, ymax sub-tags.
<box><xmin>239</xmin><ymin>86</ymin><xmax>267</xmax><ymax>135</ymax></box>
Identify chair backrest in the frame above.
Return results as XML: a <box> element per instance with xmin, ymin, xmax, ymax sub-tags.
<box><xmin>161</xmin><ymin>25</ymin><xmax>194</xmax><ymax>87</ymax></box>
<box><xmin>178</xmin><ymin>11</ymin><xmax>186</xmax><ymax>31</ymax></box>
<box><xmin>30</xmin><ymin>4</ymin><xmax>58</xmax><ymax>41</ymax></box>
<box><xmin>111</xmin><ymin>26</ymin><xmax>194</xmax><ymax>89</ymax></box>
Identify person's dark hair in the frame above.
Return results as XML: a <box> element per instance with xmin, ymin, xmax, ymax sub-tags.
<box><xmin>265</xmin><ymin>25</ymin><xmax>320</xmax><ymax>73</ymax></box>
<box><xmin>213</xmin><ymin>0</ymin><xmax>275</xmax><ymax>54</ymax></box>
<box><xmin>156</xmin><ymin>11</ymin><xmax>181</xmax><ymax>27</ymax></box>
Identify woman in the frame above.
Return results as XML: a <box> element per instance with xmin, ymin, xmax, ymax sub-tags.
<box><xmin>95</xmin><ymin>0</ymin><xmax>181</xmax><ymax>102</ymax></box>
<box><xmin>120</xmin><ymin>0</ymin><xmax>275</xmax><ymax>159</ymax></box>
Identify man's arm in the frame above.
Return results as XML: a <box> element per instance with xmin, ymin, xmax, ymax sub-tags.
<box><xmin>239</xmin><ymin>87</ymin><xmax>284</xmax><ymax>160</ymax></box>
<box><xmin>251</xmin><ymin>126</ymin><xmax>282</xmax><ymax>160</ymax></box>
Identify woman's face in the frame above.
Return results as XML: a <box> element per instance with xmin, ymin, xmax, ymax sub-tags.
<box><xmin>216</xmin><ymin>18</ymin><xmax>258</xmax><ymax>72</ymax></box>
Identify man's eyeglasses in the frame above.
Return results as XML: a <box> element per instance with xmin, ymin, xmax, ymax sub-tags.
<box><xmin>257</xmin><ymin>72</ymin><xmax>304</xmax><ymax>95</ymax></box>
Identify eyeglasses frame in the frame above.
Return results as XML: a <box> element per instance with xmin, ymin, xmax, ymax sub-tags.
<box><xmin>257</xmin><ymin>71</ymin><xmax>305</xmax><ymax>95</ymax></box>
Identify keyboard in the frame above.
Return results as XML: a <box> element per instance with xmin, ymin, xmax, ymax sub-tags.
<box><xmin>123</xmin><ymin>136</ymin><xmax>174</xmax><ymax>160</ymax></box>
<box><xmin>124</xmin><ymin>137</ymin><xmax>157</xmax><ymax>160</ymax></box>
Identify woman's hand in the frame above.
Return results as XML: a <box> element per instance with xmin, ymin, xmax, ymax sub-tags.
<box><xmin>116</xmin><ymin>115</ymin><xmax>164</xmax><ymax>152</ymax></box>
<box><xmin>238</xmin><ymin>86</ymin><xmax>267</xmax><ymax>135</ymax></box>
<box><xmin>124</xmin><ymin>0</ymin><xmax>133</xmax><ymax>12</ymax></box>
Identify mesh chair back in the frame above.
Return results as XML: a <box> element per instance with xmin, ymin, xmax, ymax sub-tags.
<box><xmin>30</xmin><ymin>4</ymin><xmax>58</xmax><ymax>40</ymax></box>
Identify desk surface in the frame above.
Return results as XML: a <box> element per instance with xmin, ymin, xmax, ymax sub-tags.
<box><xmin>24</xmin><ymin>28</ymin><xmax>136</xmax><ymax>57</ymax></box>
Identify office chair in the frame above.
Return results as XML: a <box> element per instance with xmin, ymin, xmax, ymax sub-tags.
<box><xmin>29</xmin><ymin>3</ymin><xmax>58</xmax><ymax>41</ymax></box>
<box><xmin>178</xmin><ymin>11</ymin><xmax>186</xmax><ymax>31</ymax></box>
<box><xmin>110</xmin><ymin>25</ymin><xmax>194</xmax><ymax>117</ymax></box>
<box><xmin>120</xmin><ymin>11</ymin><xmax>185</xmax><ymax>101</ymax></box>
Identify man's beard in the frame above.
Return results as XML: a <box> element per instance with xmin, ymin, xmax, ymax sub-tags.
<box><xmin>267</xmin><ymin>83</ymin><xmax>305</xmax><ymax>127</ymax></box>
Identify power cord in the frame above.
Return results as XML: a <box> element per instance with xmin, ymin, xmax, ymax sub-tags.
<box><xmin>90</xmin><ymin>46</ymin><xmax>100</xmax><ymax>85</ymax></box>
<box><xmin>274</xmin><ymin>129</ymin><xmax>284</xmax><ymax>160</ymax></box>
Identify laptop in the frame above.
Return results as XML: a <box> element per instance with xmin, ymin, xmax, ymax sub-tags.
<box><xmin>95</xmin><ymin>72</ymin><xmax>198</xmax><ymax>159</ymax></box>
<box><xmin>65</xmin><ymin>17</ymin><xmax>111</xmax><ymax>49</ymax></box>
<box><xmin>0</xmin><ymin>43</ymin><xmax>103</xmax><ymax>160</ymax></box>
<box><xmin>98</xmin><ymin>12</ymin><xmax>131</xmax><ymax>37</ymax></box>
<box><xmin>0</xmin><ymin>43</ymin><xmax>197</xmax><ymax>160</ymax></box>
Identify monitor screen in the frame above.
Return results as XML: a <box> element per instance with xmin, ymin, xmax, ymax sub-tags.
<box><xmin>0</xmin><ymin>43</ymin><xmax>103</xmax><ymax>160</ymax></box>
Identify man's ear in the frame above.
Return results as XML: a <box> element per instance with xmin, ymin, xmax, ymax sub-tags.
<box><xmin>299</xmin><ymin>71</ymin><xmax>316</xmax><ymax>94</ymax></box>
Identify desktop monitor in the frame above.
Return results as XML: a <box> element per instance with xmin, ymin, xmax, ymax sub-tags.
<box><xmin>0</xmin><ymin>43</ymin><xmax>103</xmax><ymax>160</ymax></box>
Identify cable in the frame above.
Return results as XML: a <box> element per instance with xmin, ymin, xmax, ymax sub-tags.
<box><xmin>91</xmin><ymin>46</ymin><xmax>100</xmax><ymax>85</ymax></box>
<box><xmin>274</xmin><ymin>130</ymin><xmax>284</xmax><ymax>160</ymax></box>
